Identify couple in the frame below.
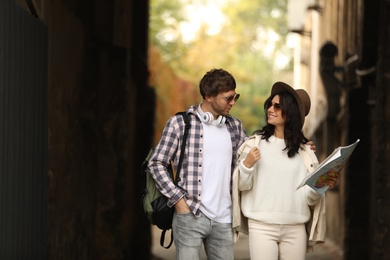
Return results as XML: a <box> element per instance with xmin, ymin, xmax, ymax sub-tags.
<box><xmin>148</xmin><ymin>68</ymin><xmax>338</xmax><ymax>260</ymax></box>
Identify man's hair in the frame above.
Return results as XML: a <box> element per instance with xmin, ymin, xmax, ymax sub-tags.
<box><xmin>199</xmin><ymin>69</ymin><xmax>236</xmax><ymax>99</ymax></box>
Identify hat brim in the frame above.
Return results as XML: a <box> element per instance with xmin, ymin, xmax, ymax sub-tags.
<box><xmin>271</xmin><ymin>82</ymin><xmax>310</xmax><ymax>127</ymax></box>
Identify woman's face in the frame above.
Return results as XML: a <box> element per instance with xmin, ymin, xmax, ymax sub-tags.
<box><xmin>267</xmin><ymin>95</ymin><xmax>285</xmax><ymax>127</ymax></box>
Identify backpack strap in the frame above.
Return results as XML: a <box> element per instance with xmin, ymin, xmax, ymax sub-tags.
<box><xmin>160</xmin><ymin>229</ymin><xmax>174</xmax><ymax>249</ymax></box>
<box><xmin>160</xmin><ymin>111</ymin><xmax>191</xmax><ymax>248</ymax></box>
<box><xmin>174</xmin><ymin>112</ymin><xmax>191</xmax><ymax>183</ymax></box>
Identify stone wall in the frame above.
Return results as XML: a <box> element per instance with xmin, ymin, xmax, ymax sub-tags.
<box><xmin>15</xmin><ymin>1</ymin><xmax>153</xmax><ymax>258</ymax></box>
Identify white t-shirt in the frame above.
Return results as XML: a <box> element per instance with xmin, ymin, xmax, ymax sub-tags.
<box><xmin>199</xmin><ymin>120</ymin><xmax>232</xmax><ymax>223</ymax></box>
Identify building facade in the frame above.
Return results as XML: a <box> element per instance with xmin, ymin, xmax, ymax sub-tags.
<box><xmin>288</xmin><ymin>0</ymin><xmax>390</xmax><ymax>259</ymax></box>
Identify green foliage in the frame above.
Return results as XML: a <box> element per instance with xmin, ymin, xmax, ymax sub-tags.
<box><xmin>149</xmin><ymin>0</ymin><xmax>293</xmax><ymax>135</ymax></box>
<box><xmin>149</xmin><ymin>0</ymin><xmax>191</xmax><ymax>62</ymax></box>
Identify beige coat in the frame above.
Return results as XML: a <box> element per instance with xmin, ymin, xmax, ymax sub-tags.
<box><xmin>232</xmin><ymin>135</ymin><xmax>326</xmax><ymax>251</ymax></box>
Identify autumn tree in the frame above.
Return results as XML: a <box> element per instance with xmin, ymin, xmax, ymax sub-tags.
<box><xmin>149</xmin><ymin>0</ymin><xmax>294</xmax><ymax>135</ymax></box>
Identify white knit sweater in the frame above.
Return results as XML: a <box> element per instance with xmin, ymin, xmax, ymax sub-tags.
<box><xmin>238</xmin><ymin>136</ymin><xmax>321</xmax><ymax>224</ymax></box>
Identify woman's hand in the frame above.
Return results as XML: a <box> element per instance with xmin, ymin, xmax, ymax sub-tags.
<box><xmin>243</xmin><ymin>147</ymin><xmax>261</xmax><ymax>168</ymax></box>
<box><xmin>307</xmin><ymin>141</ymin><xmax>316</xmax><ymax>152</ymax></box>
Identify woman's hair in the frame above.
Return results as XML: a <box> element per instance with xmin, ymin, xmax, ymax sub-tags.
<box><xmin>199</xmin><ymin>68</ymin><xmax>236</xmax><ymax>99</ymax></box>
<box><xmin>253</xmin><ymin>90</ymin><xmax>308</xmax><ymax>157</ymax></box>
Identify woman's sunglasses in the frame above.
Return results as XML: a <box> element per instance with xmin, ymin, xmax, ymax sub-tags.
<box><xmin>266</xmin><ymin>101</ymin><xmax>282</xmax><ymax>112</ymax></box>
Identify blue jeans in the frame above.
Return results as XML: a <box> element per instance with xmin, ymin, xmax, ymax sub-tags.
<box><xmin>172</xmin><ymin>211</ymin><xmax>234</xmax><ymax>260</ymax></box>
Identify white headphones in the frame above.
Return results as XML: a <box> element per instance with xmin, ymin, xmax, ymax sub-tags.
<box><xmin>197</xmin><ymin>103</ymin><xmax>226</xmax><ymax>126</ymax></box>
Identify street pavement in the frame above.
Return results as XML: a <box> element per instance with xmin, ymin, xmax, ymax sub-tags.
<box><xmin>151</xmin><ymin>226</ymin><xmax>343</xmax><ymax>260</ymax></box>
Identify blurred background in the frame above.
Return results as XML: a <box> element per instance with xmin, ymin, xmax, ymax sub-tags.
<box><xmin>0</xmin><ymin>0</ymin><xmax>389</xmax><ymax>259</ymax></box>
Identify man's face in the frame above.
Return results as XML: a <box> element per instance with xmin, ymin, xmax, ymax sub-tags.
<box><xmin>207</xmin><ymin>90</ymin><xmax>240</xmax><ymax>117</ymax></box>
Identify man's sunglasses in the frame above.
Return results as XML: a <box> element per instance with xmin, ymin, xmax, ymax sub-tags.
<box><xmin>219</xmin><ymin>93</ymin><xmax>240</xmax><ymax>103</ymax></box>
<box><xmin>266</xmin><ymin>101</ymin><xmax>282</xmax><ymax>112</ymax></box>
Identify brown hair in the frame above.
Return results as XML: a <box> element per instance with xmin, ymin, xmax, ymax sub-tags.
<box><xmin>199</xmin><ymin>69</ymin><xmax>236</xmax><ymax>99</ymax></box>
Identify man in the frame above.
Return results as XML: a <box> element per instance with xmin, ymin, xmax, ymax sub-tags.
<box><xmin>148</xmin><ymin>68</ymin><xmax>245</xmax><ymax>259</ymax></box>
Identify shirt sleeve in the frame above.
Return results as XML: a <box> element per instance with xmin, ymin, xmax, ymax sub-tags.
<box><xmin>301</xmin><ymin>147</ymin><xmax>322</xmax><ymax>205</ymax></box>
<box><xmin>147</xmin><ymin>115</ymin><xmax>185</xmax><ymax>207</ymax></box>
<box><xmin>237</xmin><ymin>119</ymin><xmax>248</xmax><ymax>147</ymax></box>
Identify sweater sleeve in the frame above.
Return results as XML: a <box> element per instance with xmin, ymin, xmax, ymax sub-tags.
<box><xmin>238</xmin><ymin>157</ymin><xmax>255</xmax><ymax>191</ymax></box>
<box><xmin>305</xmin><ymin>186</ymin><xmax>322</xmax><ymax>206</ymax></box>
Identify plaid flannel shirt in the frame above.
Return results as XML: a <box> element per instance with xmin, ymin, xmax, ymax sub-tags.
<box><xmin>148</xmin><ymin>105</ymin><xmax>247</xmax><ymax>217</ymax></box>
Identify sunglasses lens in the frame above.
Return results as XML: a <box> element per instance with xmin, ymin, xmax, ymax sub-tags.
<box><xmin>266</xmin><ymin>102</ymin><xmax>281</xmax><ymax>111</ymax></box>
<box><xmin>223</xmin><ymin>94</ymin><xmax>240</xmax><ymax>102</ymax></box>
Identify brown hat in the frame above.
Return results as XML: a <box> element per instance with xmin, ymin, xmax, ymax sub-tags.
<box><xmin>271</xmin><ymin>81</ymin><xmax>311</xmax><ymax>127</ymax></box>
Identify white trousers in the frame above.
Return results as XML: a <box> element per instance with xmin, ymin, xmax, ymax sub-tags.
<box><xmin>248</xmin><ymin>219</ymin><xmax>307</xmax><ymax>260</ymax></box>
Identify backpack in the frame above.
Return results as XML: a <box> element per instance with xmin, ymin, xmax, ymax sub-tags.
<box><xmin>141</xmin><ymin>112</ymin><xmax>191</xmax><ymax>249</ymax></box>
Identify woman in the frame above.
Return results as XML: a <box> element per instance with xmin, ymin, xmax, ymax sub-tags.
<box><xmin>232</xmin><ymin>82</ymin><xmax>338</xmax><ymax>260</ymax></box>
